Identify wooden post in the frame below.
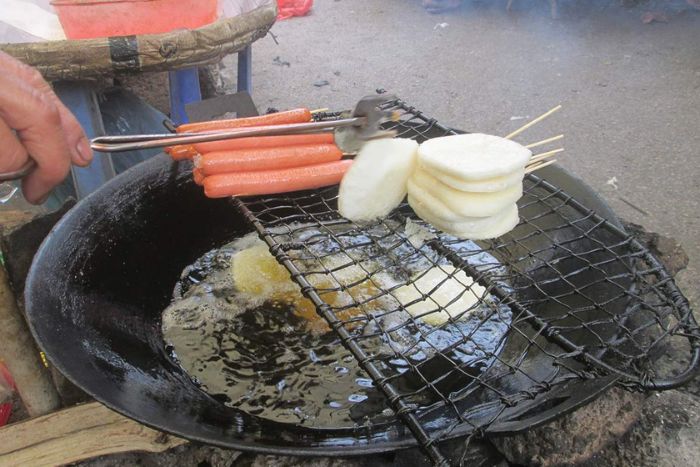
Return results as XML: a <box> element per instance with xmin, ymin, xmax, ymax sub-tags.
<box><xmin>0</xmin><ymin>264</ymin><xmax>61</xmax><ymax>416</ymax></box>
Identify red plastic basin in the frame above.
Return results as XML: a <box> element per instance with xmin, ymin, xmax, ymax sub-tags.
<box><xmin>51</xmin><ymin>0</ymin><xmax>218</xmax><ymax>40</ymax></box>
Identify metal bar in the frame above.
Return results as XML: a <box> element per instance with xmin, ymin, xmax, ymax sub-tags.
<box><xmin>168</xmin><ymin>68</ymin><xmax>202</xmax><ymax>125</ymax></box>
<box><xmin>54</xmin><ymin>82</ymin><xmax>116</xmax><ymax>199</ymax></box>
<box><xmin>237</xmin><ymin>45</ymin><xmax>253</xmax><ymax>94</ymax></box>
<box><xmin>232</xmin><ymin>197</ymin><xmax>450</xmax><ymax>467</ymax></box>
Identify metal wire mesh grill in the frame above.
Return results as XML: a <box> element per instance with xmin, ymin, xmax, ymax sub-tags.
<box><xmin>232</xmin><ymin>98</ymin><xmax>700</xmax><ymax>466</ymax></box>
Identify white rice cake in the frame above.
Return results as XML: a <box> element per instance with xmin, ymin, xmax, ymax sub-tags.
<box><xmin>408</xmin><ymin>168</ymin><xmax>523</xmax><ymax>218</ymax></box>
<box><xmin>409</xmin><ymin>196</ymin><xmax>520</xmax><ymax>240</ymax></box>
<box><xmin>338</xmin><ymin>138</ymin><xmax>419</xmax><ymax>222</ymax></box>
<box><xmin>421</xmin><ymin>162</ymin><xmax>525</xmax><ymax>192</ymax></box>
<box><xmin>393</xmin><ymin>265</ymin><xmax>486</xmax><ymax>326</ymax></box>
<box><xmin>419</xmin><ymin>133</ymin><xmax>531</xmax><ymax>182</ymax></box>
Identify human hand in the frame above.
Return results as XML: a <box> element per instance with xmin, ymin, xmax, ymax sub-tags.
<box><xmin>0</xmin><ymin>52</ymin><xmax>93</xmax><ymax>204</ymax></box>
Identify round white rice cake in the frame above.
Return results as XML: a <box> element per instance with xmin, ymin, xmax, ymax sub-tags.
<box><xmin>409</xmin><ymin>196</ymin><xmax>520</xmax><ymax>240</ymax></box>
<box><xmin>408</xmin><ymin>168</ymin><xmax>523</xmax><ymax>218</ymax></box>
<box><xmin>419</xmin><ymin>133</ymin><xmax>531</xmax><ymax>182</ymax></box>
<box><xmin>421</xmin><ymin>162</ymin><xmax>525</xmax><ymax>192</ymax></box>
<box><xmin>393</xmin><ymin>265</ymin><xmax>486</xmax><ymax>326</ymax></box>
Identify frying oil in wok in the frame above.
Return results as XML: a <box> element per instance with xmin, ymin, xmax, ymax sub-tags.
<box><xmin>162</xmin><ymin>222</ymin><xmax>512</xmax><ymax>428</ymax></box>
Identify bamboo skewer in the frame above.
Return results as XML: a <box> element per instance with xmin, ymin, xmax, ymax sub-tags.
<box><xmin>525</xmin><ymin>159</ymin><xmax>557</xmax><ymax>174</ymax></box>
<box><xmin>505</xmin><ymin>105</ymin><xmax>562</xmax><ymax>140</ymax></box>
<box><xmin>525</xmin><ymin>134</ymin><xmax>564</xmax><ymax>149</ymax></box>
<box><xmin>530</xmin><ymin>148</ymin><xmax>564</xmax><ymax>164</ymax></box>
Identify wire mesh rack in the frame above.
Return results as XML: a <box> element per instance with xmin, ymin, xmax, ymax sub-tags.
<box><xmin>232</xmin><ymin>98</ymin><xmax>700</xmax><ymax>466</ymax></box>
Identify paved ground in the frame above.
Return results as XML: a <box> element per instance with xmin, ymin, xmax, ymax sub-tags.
<box><xmin>220</xmin><ymin>0</ymin><xmax>700</xmax><ymax>307</ymax></box>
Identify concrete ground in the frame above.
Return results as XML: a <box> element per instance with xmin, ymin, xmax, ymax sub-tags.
<box><xmin>220</xmin><ymin>0</ymin><xmax>700</xmax><ymax>307</ymax></box>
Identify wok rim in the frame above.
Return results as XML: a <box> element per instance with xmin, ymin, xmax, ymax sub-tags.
<box><xmin>24</xmin><ymin>154</ymin><xmax>625</xmax><ymax>456</ymax></box>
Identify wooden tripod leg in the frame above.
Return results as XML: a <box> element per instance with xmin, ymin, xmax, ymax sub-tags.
<box><xmin>0</xmin><ymin>265</ymin><xmax>60</xmax><ymax>417</ymax></box>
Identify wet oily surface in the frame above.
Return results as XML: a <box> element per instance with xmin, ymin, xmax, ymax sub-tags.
<box><xmin>162</xmin><ymin>221</ymin><xmax>512</xmax><ymax>429</ymax></box>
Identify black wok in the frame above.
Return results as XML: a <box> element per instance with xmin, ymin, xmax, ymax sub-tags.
<box><xmin>24</xmin><ymin>143</ymin><xmax>625</xmax><ymax>454</ymax></box>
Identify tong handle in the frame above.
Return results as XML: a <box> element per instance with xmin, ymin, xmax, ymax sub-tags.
<box><xmin>91</xmin><ymin>118</ymin><xmax>365</xmax><ymax>153</ymax></box>
<box><xmin>0</xmin><ymin>160</ymin><xmax>36</xmax><ymax>182</ymax></box>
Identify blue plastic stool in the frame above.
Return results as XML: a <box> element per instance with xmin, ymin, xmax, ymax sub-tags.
<box><xmin>53</xmin><ymin>46</ymin><xmax>252</xmax><ymax>204</ymax></box>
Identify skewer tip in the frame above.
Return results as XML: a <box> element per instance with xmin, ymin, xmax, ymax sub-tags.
<box><xmin>505</xmin><ymin>105</ymin><xmax>563</xmax><ymax>140</ymax></box>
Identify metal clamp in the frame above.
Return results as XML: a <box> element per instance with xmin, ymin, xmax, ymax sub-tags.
<box><xmin>0</xmin><ymin>160</ymin><xmax>36</xmax><ymax>182</ymax></box>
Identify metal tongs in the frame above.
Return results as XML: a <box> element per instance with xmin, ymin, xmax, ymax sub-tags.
<box><xmin>91</xmin><ymin>95</ymin><xmax>398</xmax><ymax>155</ymax></box>
<box><xmin>0</xmin><ymin>96</ymin><xmax>396</xmax><ymax>183</ymax></box>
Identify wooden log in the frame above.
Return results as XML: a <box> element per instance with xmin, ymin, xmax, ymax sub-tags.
<box><xmin>0</xmin><ymin>402</ymin><xmax>187</xmax><ymax>466</ymax></box>
<box><xmin>0</xmin><ymin>4</ymin><xmax>277</xmax><ymax>82</ymax></box>
<box><xmin>0</xmin><ymin>210</ymin><xmax>38</xmax><ymax>233</ymax></box>
<box><xmin>0</xmin><ymin>264</ymin><xmax>61</xmax><ymax>417</ymax></box>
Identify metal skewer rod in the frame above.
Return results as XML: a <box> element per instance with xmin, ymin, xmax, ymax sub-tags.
<box><xmin>91</xmin><ymin>117</ymin><xmax>366</xmax><ymax>153</ymax></box>
<box><xmin>525</xmin><ymin>134</ymin><xmax>564</xmax><ymax>149</ymax></box>
<box><xmin>505</xmin><ymin>105</ymin><xmax>562</xmax><ymax>140</ymax></box>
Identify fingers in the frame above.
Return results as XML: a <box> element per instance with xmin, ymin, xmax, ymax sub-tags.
<box><xmin>0</xmin><ymin>52</ymin><xmax>86</xmax><ymax>204</ymax></box>
<box><xmin>0</xmin><ymin>119</ymin><xmax>28</xmax><ymax>173</ymax></box>
<box><xmin>16</xmin><ymin>60</ymin><xmax>93</xmax><ymax>167</ymax></box>
<box><xmin>56</xmin><ymin>102</ymin><xmax>93</xmax><ymax>167</ymax></box>
<box><xmin>0</xmin><ymin>59</ymin><xmax>71</xmax><ymax>203</ymax></box>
